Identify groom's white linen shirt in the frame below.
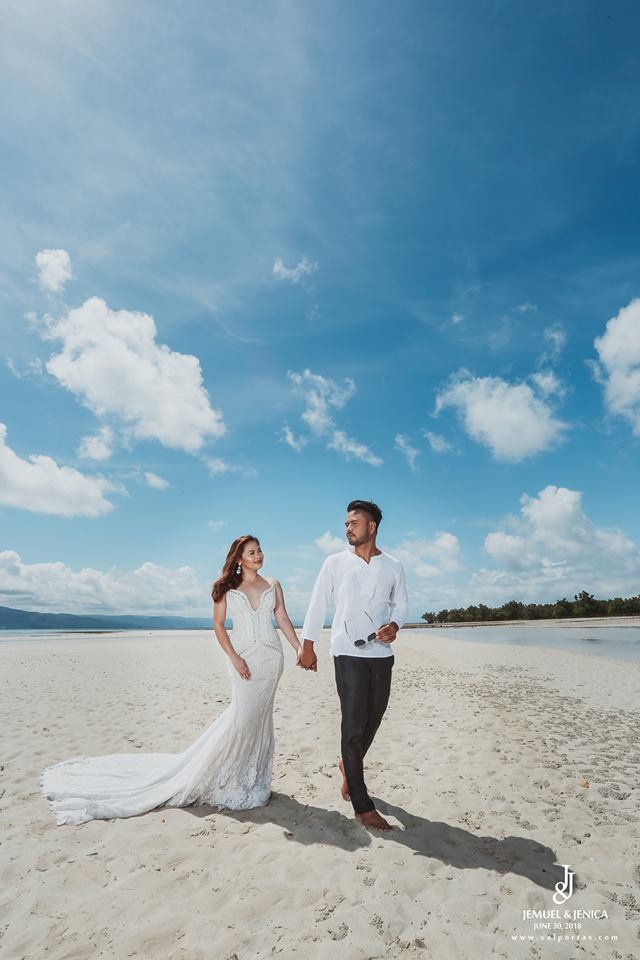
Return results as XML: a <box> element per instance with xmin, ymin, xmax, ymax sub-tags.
<box><xmin>302</xmin><ymin>549</ymin><xmax>409</xmax><ymax>658</ymax></box>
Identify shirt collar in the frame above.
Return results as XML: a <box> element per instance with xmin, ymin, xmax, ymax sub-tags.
<box><xmin>346</xmin><ymin>547</ymin><xmax>384</xmax><ymax>565</ymax></box>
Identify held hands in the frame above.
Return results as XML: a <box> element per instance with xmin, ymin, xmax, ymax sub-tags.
<box><xmin>298</xmin><ymin>640</ymin><xmax>318</xmax><ymax>672</ymax></box>
<box><xmin>231</xmin><ymin>654</ymin><xmax>251</xmax><ymax>680</ymax></box>
<box><xmin>376</xmin><ymin>621</ymin><xmax>399</xmax><ymax>644</ymax></box>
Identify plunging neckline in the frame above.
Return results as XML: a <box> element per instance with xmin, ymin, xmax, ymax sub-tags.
<box><xmin>230</xmin><ymin>582</ymin><xmax>275</xmax><ymax>613</ymax></box>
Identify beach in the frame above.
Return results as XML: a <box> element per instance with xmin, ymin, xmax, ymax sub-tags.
<box><xmin>1</xmin><ymin>628</ymin><xmax>639</xmax><ymax>959</ymax></box>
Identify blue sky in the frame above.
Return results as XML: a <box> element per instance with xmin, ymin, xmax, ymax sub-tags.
<box><xmin>1</xmin><ymin>1</ymin><xmax>639</xmax><ymax>620</ymax></box>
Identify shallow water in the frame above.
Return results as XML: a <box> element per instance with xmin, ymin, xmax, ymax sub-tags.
<box><xmin>434</xmin><ymin>623</ymin><xmax>640</xmax><ymax>662</ymax></box>
<box><xmin>4</xmin><ymin>623</ymin><xmax>640</xmax><ymax>663</ymax></box>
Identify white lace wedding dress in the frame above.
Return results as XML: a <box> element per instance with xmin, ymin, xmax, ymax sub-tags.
<box><xmin>41</xmin><ymin>583</ymin><xmax>284</xmax><ymax>826</ymax></box>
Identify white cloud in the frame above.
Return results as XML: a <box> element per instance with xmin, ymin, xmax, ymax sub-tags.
<box><xmin>451</xmin><ymin>312</ymin><xmax>464</xmax><ymax>324</ymax></box>
<box><xmin>42</xmin><ymin>297</ymin><xmax>225</xmax><ymax>453</ymax></box>
<box><xmin>516</xmin><ymin>302</ymin><xmax>537</xmax><ymax>313</ymax></box>
<box><xmin>77</xmin><ymin>426</ymin><xmax>115</xmax><ymax>461</ymax></box>
<box><xmin>285</xmin><ymin>369</ymin><xmax>382</xmax><ymax>466</ymax></box>
<box><xmin>208</xmin><ymin>519</ymin><xmax>225</xmax><ymax>530</ymax></box>
<box><xmin>519</xmin><ymin>485</ymin><xmax>593</xmax><ymax>555</ymax></box>
<box><xmin>273</xmin><ymin>257</ymin><xmax>318</xmax><ymax>284</ymax></box>
<box><xmin>392</xmin><ymin>532</ymin><xmax>464</xmax><ymax>579</ymax></box>
<box><xmin>539</xmin><ymin>323</ymin><xmax>567</xmax><ymax>365</ymax></box>
<box><xmin>144</xmin><ymin>471</ymin><xmax>170</xmax><ymax>490</ymax></box>
<box><xmin>288</xmin><ymin>369</ymin><xmax>355</xmax><ymax>435</ymax></box>
<box><xmin>327</xmin><ymin>430</ymin><xmax>383</xmax><ymax>466</ymax></box>
<box><xmin>423</xmin><ymin>430</ymin><xmax>454</xmax><ymax>455</ymax></box>
<box><xmin>35</xmin><ymin>248</ymin><xmax>73</xmax><ymax>293</ymax></box>
<box><xmin>0</xmin><ymin>422</ymin><xmax>115</xmax><ymax>517</ymax></box>
<box><xmin>435</xmin><ymin>371</ymin><xmax>568</xmax><ymax>462</ymax></box>
<box><xmin>593</xmin><ymin>298</ymin><xmax>640</xmax><ymax>435</ymax></box>
<box><xmin>206</xmin><ymin>458</ymin><xmax>231</xmax><ymax>475</ymax></box>
<box><xmin>315</xmin><ymin>531</ymin><xmax>345</xmax><ymax>555</ymax></box>
<box><xmin>483</xmin><ymin>531</ymin><xmax>534</xmax><ymax>571</ymax></box>
<box><xmin>205</xmin><ymin>457</ymin><xmax>257</xmax><ymax>478</ymax></box>
<box><xmin>279</xmin><ymin>421</ymin><xmax>307</xmax><ymax>452</ymax></box>
<box><xmin>529</xmin><ymin>370</ymin><xmax>565</xmax><ymax>398</ymax></box>
<box><xmin>6</xmin><ymin>357</ymin><xmax>44</xmax><ymax>380</ymax></box>
<box><xmin>475</xmin><ymin>484</ymin><xmax>639</xmax><ymax>602</ymax></box>
<box><xmin>0</xmin><ymin>549</ymin><xmax>209</xmax><ymax>616</ymax></box>
<box><xmin>395</xmin><ymin>434</ymin><xmax>419</xmax><ymax>470</ymax></box>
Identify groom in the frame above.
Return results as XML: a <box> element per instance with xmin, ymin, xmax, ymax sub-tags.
<box><xmin>300</xmin><ymin>500</ymin><xmax>408</xmax><ymax>831</ymax></box>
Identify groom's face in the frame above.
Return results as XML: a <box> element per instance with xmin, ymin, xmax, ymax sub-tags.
<box><xmin>345</xmin><ymin>510</ymin><xmax>376</xmax><ymax>546</ymax></box>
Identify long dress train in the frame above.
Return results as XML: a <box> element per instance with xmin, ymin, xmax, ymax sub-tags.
<box><xmin>41</xmin><ymin>583</ymin><xmax>284</xmax><ymax>826</ymax></box>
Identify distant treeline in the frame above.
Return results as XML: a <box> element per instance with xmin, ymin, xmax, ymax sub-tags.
<box><xmin>422</xmin><ymin>591</ymin><xmax>640</xmax><ymax>624</ymax></box>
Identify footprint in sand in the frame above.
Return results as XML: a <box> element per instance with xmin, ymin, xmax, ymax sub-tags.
<box><xmin>329</xmin><ymin>922</ymin><xmax>349</xmax><ymax>941</ymax></box>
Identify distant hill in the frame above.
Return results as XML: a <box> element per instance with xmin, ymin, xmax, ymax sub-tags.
<box><xmin>0</xmin><ymin>605</ymin><xmax>211</xmax><ymax>631</ymax></box>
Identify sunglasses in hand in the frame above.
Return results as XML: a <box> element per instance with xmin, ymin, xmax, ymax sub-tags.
<box><xmin>345</xmin><ymin>610</ymin><xmax>379</xmax><ymax>647</ymax></box>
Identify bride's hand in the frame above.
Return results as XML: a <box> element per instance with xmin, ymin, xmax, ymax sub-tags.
<box><xmin>231</xmin><ymin>654</ymin><xmax>251</xmax><ymax>680</ymax></box>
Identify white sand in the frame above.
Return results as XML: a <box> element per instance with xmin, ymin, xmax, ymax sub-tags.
<box><xmin>1</xmin><ymin>628</ymin><xmax>639</xmax><ymax>959</ymax></box>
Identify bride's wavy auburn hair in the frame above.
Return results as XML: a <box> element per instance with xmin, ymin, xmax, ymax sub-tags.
<box><xmin>212</xmin><ymin>535</ymin><xmax>260</xmax><ymax>603</ymax></box>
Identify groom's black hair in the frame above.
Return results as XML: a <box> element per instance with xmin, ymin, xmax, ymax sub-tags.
<box><xmin>347</xmin><ymin>499</ymin><xmax>382</xmax><ymax>531</ymax></box>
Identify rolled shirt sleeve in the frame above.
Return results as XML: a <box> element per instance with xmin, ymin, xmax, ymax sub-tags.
<box><xmin>389</xmin><ymin>563</ymin><xmax>409</xmax><ymax>630</ymax></box>
<box><xmin>302</xmin><ymin>557</ymin><xmax>334</xmax><ymax>642</ymax></box>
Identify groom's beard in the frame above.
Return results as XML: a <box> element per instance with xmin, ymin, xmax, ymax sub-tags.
<box><xmin>347</xmin><ymin>535</ymin><xmax>374</xmax><ymax>547</ymax></box>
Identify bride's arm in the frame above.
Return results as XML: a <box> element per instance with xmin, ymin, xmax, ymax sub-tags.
<box><xmin>272</xmin><ymin>580</ymin><xmax>303</xmax><ymax>656</ymax></box>
<box><xmin>213</xmin><ymin>594</ymin><xmax>251</xmax><ymax>679</ymax></box>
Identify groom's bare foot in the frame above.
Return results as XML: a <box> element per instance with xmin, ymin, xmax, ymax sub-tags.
<box><xmin>357</xmin><ymin>809</ymin><xmax>393</xmax><ymax>831</ymax></box>
<box><xmin>338</xmin><ymin>759</ymin><xmax>350</xmax><ymax>801</ymax></box>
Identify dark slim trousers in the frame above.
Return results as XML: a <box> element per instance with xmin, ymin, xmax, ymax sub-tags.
<box><xmin>333</xmin><ymin>654</ymin><xmax>394</xmax><ymax>815</ymax></box>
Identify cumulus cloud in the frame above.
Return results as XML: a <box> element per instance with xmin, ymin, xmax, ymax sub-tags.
<box><xmin>475</xmin><ymin>484</ymin><xmax>639</xmax><ymax>602</ymax></box>
<box><xmin>529</xmin><ymin>370</ymin><xmax>565</xmax><ymax>398</ymax></box>
<box><xmin>0</xmin><ymin>549</ymin><xmax>209</xmax><ymax>615</ymax></box>
<box><xmin>42</xmin><ymin>297</ymin><xmax>225</xmax><ymax>453</ymax></box>
<box><xmin>273</xmin><ymin>257</ymin><xmax>318</xmax><ymax>284</ymax></box>
<box><xmin>435</xmin><ymin>370</ymin><xmax>568</xmax><ymax>462</ymax></box>
<box><xmin>0</xmin><ymin>423</ymin><xmax>115</xmax><ymax>517</ymax></box>
<box><xmin>285</xmin><ymin>369</ymin><xmax>382</xmax><ymax>466</ymax></box>
<box><xmin>77</xmin><ymin>426</ymin><xmax>115</xmax><ymax>461</ymax></box>
<box><xmin>316</xmin><ymin>531</ymin><xmax>345</xmax><ymax>555</ymax></box>
<box><xmin>392</xmin><ymin>532</ymin><xmax>464</xmax><ymax>579</ymax></box>
<box><xmin>144</xmin><ymin>471</ymin><xmax>170</xmax><ymax>490</ymax></box>
<box><xmin>519</xmin><ymin>485</ymin><xmax>594</xmax><ymax>555</ymax></box>
<box><xmin>483</xmin><ymin>531</ymin><xmax>534</xmax><ymax>570</ymax></box>
<box><xmin>395</xmin><ymin>434</ymin><xmax>419</xmax><ymax>470</ymax></box>
<box><xmin>516</xmin><ymin>302</ymin><xmax>537</xmax><ymax>313</ymax></box>
<box><xmin>35</xmin><ymin>248</ymin><xmax>73</xmax><ymax>293</ymax></box>
<box><xmin>423</xmin><ymin>430</ymin><xmax>454</xmax><ymax>455</ymax></box>
<box><xmin>451</xmin><ymin>312</ymin><xmax>464</xmax><ymax>325</ymax></box>
<box><xmin>288</xmin><ymin>369</ymin><xmax>355</xmax><ymax>435</ymax></box>
<box><xmin>593</xmin><ymin>298</ymin><xmax>640</xmax><ymax>435</ymax></box>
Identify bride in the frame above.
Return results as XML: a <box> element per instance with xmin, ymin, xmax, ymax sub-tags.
<box><xmin>41</xmin><ymin>535</ymin><xmax>304</xmax><ymax>825</ymax></box>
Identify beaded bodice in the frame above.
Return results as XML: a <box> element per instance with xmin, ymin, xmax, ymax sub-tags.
<box><xmin>226</xmin><ymin>582</ymin><xmax>282</xmax><ymax>655</ymax></box>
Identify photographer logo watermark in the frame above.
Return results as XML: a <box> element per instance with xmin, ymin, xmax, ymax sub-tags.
<box><xmin>553</xmin><ymin>864</ymin><xmax>575</xmax><ymax>905</ymax></box>
<box><xmin>515</xmin><ymin>863</ymin><xmax>616</xmax><ymax>943</ymax></box>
